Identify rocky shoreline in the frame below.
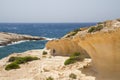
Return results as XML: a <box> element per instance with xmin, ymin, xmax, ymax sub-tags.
<box><xmin>0</xmin><ymin>32</ymin><xmax>46</xmax><ymax>46</ymax></box>
<box><xmin>1</xmin><ymin>18</ymin><xmax>120</xmax><ymax>80</ymax></box>
<box><xmin>0</xmin><ymin>49</ymin><xmax>94</xmax><ymax>80</ymax></box>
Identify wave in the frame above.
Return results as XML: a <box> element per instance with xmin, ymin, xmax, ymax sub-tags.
<box><xmin>10</xmin><ymin>40</ymin><xmax>29</xmax><ymax>45</ymax></box>
<box><xmin>0</xmin><ymin>37</ymin><xmax>57</xmax><ymax>48</ymax></box>
<box><xmin>0</xmin><ymin>40</ymin><xmax>29</xmax><ymax>48</ymax></box>
<box><xmin>44</xmin><ymin>37</ymin><xmax>57</xmax><ymax>40</ymax></box>
<box><xmin>0</xmin><ymin>46</ymin><xmax>5</xmax><ymax>48</ymax></box>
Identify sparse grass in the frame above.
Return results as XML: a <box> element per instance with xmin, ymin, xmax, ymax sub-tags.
<box><xmin>8</xmin><ymin>56</ymin><xmax>18</xmax><ymax>62</ymax></box>
<box><xmin>69</xmin><ymin>73</ymin><xmax>77</xmax><ymax>79</ymax></box>
<box><xmin>88</xmin><ymin>27</ymin><xmax>96</xmax><ymax>33</ymax></box>
<box><xmin>64</xmin><ymin>58</ymin><xmax>76</xmax><ymax>65</ymax></box>
<box><xmin>5</xmin><ymin>62</ymin><xmax>20</xmax><ymax>70</ymax></box>
<box><xmin>43</xmin><ymin>51</ymin><xmax>48</xmax><ymax>55</ymax></box>
<box><xmin>46</xmin><ymin>76</ymin><xmax>54</xmax><ymax>80</ymax></box>
<box><xmin>64</xmin><ymin>52</ymin><xmax>84</xmax><ymax>65</ymax></box>
<box><xmin>5</xmin><ymin>56</ymin><xmax>39</xmax><ymax>70</ymax></box>
<box><xmin>66</xmin><ymin>28</ymin><xmax>81</xmax><ymax>37</ymax></box>
<box><xmin>70</xmin><ymin>52</ymin><xmax>81</xmax><ymax>57</ymax></box>
<box><xmin>88</xmin><ymin>25</ymin><xmax>103</xmax><ymax>33</ymax></box>
<box><xmin>8</xmin><ymin>56</ymin><xmax>39</xmax><ymax>62</ymax></box>
<box><xmin>15</xmin><ymin>56</ymin><xmax>39</xmax><ymax>64</ymax></box>
<box><xmin>96</xmin><ymin>25</ymin><xmax>103</xmax><ymax>31</ymax></box>
<box><xmin>8</xmin><ymin>56</ymin><xmax>39</xmax><ymax>64</ymax></box>
<box><xmin>70</xmin><ymin>32</ymin><xmax>78</xmax><ymax>36</ymax></box>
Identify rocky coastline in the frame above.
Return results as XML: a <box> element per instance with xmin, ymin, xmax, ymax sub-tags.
<box><xmin>0</xmin><ymin>18</ymin><xmax>120</xmax><ymax>80</ymax></box>
<box><xmin>46</xmin><ymin>18</ymin><xmax>120</xmax><ymax>80</ymax></box>
<box><xmin>0</xmin><ymin>32</ymin><xmax>46</xmax><ymax>46</ymax></box>
<box><xmin>0</xmin><ymin>49</ymin><xmax>93</xmax><ymax>80</ymax></box>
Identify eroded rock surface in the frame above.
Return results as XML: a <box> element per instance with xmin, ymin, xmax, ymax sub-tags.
<box><xmin>46</xmin><ymin>19</ymin><xmax>120</xmax><ymax>80</ymax></box>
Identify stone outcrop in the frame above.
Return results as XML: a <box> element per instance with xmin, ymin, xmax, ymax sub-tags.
<box><xmin>0</xmin><ymin>32</ymin><xmax>46</xmax><ymax>46</ymax></box>
<box><xmin>46</xmin><ymin>18</ymin><xmax>120</xmax><ymax>80</ymax></box>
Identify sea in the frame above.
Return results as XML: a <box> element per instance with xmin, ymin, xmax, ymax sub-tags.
<box><xmin>0</xmin><ymin>23</ymin><xmax>96</xmax><ymax>59</ymax></box>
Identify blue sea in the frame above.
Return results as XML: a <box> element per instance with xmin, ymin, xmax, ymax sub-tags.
<box><xmin>0</xmin><ymin>23</ymin><xmax>96</xmax><ymax>59</ymax></box>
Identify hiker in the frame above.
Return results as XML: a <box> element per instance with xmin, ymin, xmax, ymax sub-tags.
<box><xmin>53</xmin><ymin>49</ymin><xmax>56</xmax><ymax>56</ymax></box>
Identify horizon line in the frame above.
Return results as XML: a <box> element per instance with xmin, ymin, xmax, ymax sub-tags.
<box><xmin>0</xmin><ymin>22</ymin><xmax>98</xmax><ymax>24</ymax></box>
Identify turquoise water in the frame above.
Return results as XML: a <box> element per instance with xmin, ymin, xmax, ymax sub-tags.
<box><xmin>0</xmin><ymin>23</ymin><xmax>96</xmax><ymax>59</ymax></box>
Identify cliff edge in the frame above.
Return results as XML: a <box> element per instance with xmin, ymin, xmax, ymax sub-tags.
<box><xmin>46</xmin><ymin>18</ymin><xmax>120</xmax><ymax>80</ymax></box>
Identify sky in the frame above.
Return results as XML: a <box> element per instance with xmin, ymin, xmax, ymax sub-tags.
<box><xmin>0</xmin><ymin>0</ymin><xmax>120</xmax><ymax>23</ymax></box>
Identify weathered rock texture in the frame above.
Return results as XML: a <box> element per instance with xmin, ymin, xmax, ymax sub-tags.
<box><xmin>0</xmin><ymin>32</ymin><xmax>46</xmax><ymax>46</ymax></box>
<box><xmin>46</xmin><ymin>19</ymin><xmax>120</xmax><ymax>80</ymax></box>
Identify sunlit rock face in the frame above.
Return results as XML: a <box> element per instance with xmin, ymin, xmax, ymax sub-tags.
<box><xmin>46</xmin><ymin>19</ymin><xmax>120</xmax><ymax>80</ymax></box>
<box><xmin>78</xmin><ymin>29</ymin><xmax>120</xmax><ymax>80</ymax></box>
<box><xmin>46</xmin><ymin>38</ymin><xmax>88</xmax><ymax>56</ymax></box>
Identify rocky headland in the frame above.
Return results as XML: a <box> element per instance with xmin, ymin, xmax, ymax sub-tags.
<box><xmin>46</xmin><ymin>18</ymin><xmax>120</xmax><ymax>80</ymax></box>
<box><xmin>0</xmin><ymin>32</ymin><xmax>46</xmax><ymax>46</ymax></box>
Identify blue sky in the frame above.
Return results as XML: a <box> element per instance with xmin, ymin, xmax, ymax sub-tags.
<box><xmin>0</xmin><ymin>0</ymin><xmax>120</xmax><ymax>23</ymax></box>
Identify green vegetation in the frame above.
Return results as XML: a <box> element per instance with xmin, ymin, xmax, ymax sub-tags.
<box><xmin>42</xmin><ymin>51</ymin><xmax>48</xmax><ymax>55</ymax></box>
<box><xmin>5</xmin><ymin>56</ymin><xmax>39</xmax><ymax>70</ymax></box>
<box><xmin>71</xmin><ymin>52</ymin><xmax>81</xmax><ymax>57</ymax></box>
<box><xmin>66</xmin><ymin>28</ymin><xmax>81</xmax><ymax>37</ymax></box>
<box><xmin>8</xmin><ymin>56</ymin><xmax>39</xmax><ymax>63</ymax></box>
<box><xmin>69</xmin><ymin>73</ymin><xmax>77</xmax><ymax>79</ymax></box>
<box><xmin>64</xmin><ymin>58</ymin><xmax>76</xmax><ymax>65</ymax></box>
<box><xmin>88</xmin><ymin>25</ymin><xmax>103</xmax><ymax>33</ymax></box>
<box><xmin>8</xmin><ymin>56</ymin><xmax>18</xmax><ymax>62</ymax></box>
<box><xmin>88</xmin><ymin>27</ymin><xmax>96</xmax><ymax>33</ymax></box>
<box><xmin>14</xmin><ymin>56</ymin><xmax>39</xmax><ymax>64</ymax></box>
<box><xmin>64</xmin><ymin>52</ymin><xmax>84</xmax><ymax>65</ymax></box>
<box><xmin>5</xmin><ymin>62</ymin><xmax>20</xmax><ymax>70</ymax></box>
<box><xmin>96</xmin><ymin>25</ymin><xmax>103</xmax><ymax>31</ymax></box>
<box><xmin>70</xmin><ymin>32</ymin><xmax>78</xmax><ymax>36</ymax></box>
<box><xmin>46</xmin><ymin>76</ymin><xmax>54</xmax><ymax>80</ymax></box>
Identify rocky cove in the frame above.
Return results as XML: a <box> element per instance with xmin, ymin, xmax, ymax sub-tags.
<box><xmin>0</xmin><ymin>18</ymin><xmax>120</xmax><ymax>80</ymax></box>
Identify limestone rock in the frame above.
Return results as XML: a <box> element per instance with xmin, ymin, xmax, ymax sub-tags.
<box><xmin>46</xmin><ymin>18</ymin><xmax>120</xmax><ymax>80</ymax></box>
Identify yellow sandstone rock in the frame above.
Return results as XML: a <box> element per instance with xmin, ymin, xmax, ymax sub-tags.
<box><xmin>46</xmin><ymin>19</ymin><xmax>120</xmax><ymax>80</ymax></box>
